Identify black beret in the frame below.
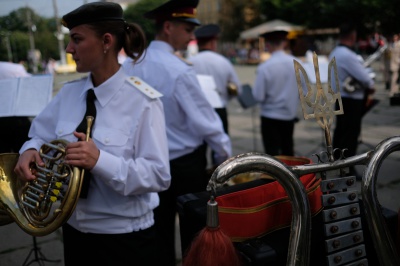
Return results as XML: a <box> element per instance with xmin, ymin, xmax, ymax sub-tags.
<box><xmin>194</xmin><ymin>24</ymin><xmax>220</xmax><ymax>39</ymax></box>
<box><xmin>144</xmin><ymin>0</ymin><xmax>200</xmax><ymax>26</ymax></box>
<box><xmin>61</xmin><ymin>2</ymin><xmax>124</xmax><ymax>30</ymax></box>
<box><xmin>260</xmin><ymin>30</ymin><xmax>288</xmax><ymax>41</ymax></box>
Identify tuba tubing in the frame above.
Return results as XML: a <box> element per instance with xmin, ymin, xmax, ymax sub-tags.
<box><xmin>207</xmin><ymin>137</ymin><xmax>400</xmax><ymax>265</ymax></box>
<box><xmin>207</xmin><ymin>152</ymin><xmax>312</xmax><ymax>266</ymax></box>
<box><xmin>361</xmin><ymin>136</ymin><xmax>400</xmax><ymax>265</ymax></box>
<box><xmin>0</xmin><ymin>116</ymin><xmax>94</xmax><ymax>236</ymax></box>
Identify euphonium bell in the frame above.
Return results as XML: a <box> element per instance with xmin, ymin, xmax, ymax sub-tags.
<box><xmin>0</xmin><ymin>116</ymin><xmax>94</xmax><ymax>236</ymax></box>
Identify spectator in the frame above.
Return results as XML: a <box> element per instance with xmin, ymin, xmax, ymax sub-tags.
<box><xmin>389</xmin><ymin>33</ymin><xmax>400</xmax><ymax>97</ymax></box>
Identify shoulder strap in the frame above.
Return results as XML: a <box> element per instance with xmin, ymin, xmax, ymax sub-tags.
<box><xmin>126</xmin><ymin>76</ymin><xmax>163</xmax><ymax>99</ymax></box>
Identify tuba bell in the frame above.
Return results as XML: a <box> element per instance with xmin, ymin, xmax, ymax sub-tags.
<box><xmin>0</xmin><ymin>116</ymin><xmax>93</xmax><ymax>236</ymax></box>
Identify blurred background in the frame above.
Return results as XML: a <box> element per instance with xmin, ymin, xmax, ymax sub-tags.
<box><xmin>1</xmin><ymin>0</ymin><xmax>399</xmax><ymax>74</ymax></box>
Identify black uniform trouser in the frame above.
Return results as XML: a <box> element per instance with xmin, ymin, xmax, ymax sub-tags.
<box><xmin>154</xmin><ymin>144</ymin><xmax>208</xmax><ymax>266</ymax></box>
<box><xmin>0</xmin><ymin>117</ymin><xmax>31</xmax><ymax>153</ymax></box>
<box><xmin>215</xmin><ymin>107</ymin><xmax>228</xmax><ymax>134</ymax></box>
<box><xmin>333</xmin><ymin>97</ymin><xmax>364</xmax><ymax>160</ymax></box>
<box><xmin>261</xmin><ymin>116</ymin><xmax>295</xmax><ymax>156</ymax></box>
<box><xmin>62</xmin><ymin>223</ymin><xmax>156</xmax><ymax>266</ymax></box>
<box><xmin>209</xmin><ymin>107</ymin><xmax>228</xmax><ymax>165</ymax></box>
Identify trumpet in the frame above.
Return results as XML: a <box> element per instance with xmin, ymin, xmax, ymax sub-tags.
<box><xmin>0</xmin><ymin>116</ymin><xmax>94</xmax><ymax>236</ymax></box>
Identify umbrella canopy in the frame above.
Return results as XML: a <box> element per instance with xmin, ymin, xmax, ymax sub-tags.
<box><xmin>240</xmin><ymin>19</ymin><xmax>305</xmax><ymax>40</ymax></box>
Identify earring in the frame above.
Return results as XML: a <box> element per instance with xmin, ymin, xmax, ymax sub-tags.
<box><xmin>104</xmin><ymin>50</ymin><xmax>107</xmax><ymax>54</ymax></box>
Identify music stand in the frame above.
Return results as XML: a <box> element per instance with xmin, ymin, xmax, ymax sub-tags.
<box><xmin>22</xmin><ymin>236</ymin><xmax>61</xmax><ymax>266</ymax></box>
<box><xmin>238</xmin><ymin>84</ymin><xmax>259</xmax><ymax>152</ymax></box>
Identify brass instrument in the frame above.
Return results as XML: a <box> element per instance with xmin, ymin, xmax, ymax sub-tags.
<box><xmin>343</xmin><ymin>43</ymin><xmax>387</xmax><ymax>93</ymax></box>
<box><xmin>0</xmin><ymin>116</ymin><xmax>94</xmax><ymax>236</ymax></box>
<box><xmin>227</xmin><ymin>82</ymin><xmax>238</xmax><ymax>96</ymax></box>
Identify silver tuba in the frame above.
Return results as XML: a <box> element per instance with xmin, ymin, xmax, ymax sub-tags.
<box><xmin>0</xmin><ymin>116</ymin><xmax>93</xmax><ymax>236</ymax></box>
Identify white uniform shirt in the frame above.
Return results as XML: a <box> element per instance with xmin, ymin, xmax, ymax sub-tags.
<box><xmin>329</xmin><ymin>45</ymin><xmax>374</xmax><ymax>100</ymax></box>
<box><xmin>122</xmin><ymin>41</ymin><xmax>231</xmax><ymax>164</ymax></box>
<box><xmin>0</xmin><ymin>62</ymin><xmax>31</xmax><ymax>79</ymax></box>
<box><xmin>190</xmin><ymin>50</ymin><xmax>241</xmax><ymax>106</ymax></box>
<box><xmin>20</xmin><ymin>67</ymin><xmax>171</xmax><ymax>233</ymax></box>
<box><xmin>253</xmin><ymin>50</ymin><xmax>300</xmax><ymax>120</ymax></box>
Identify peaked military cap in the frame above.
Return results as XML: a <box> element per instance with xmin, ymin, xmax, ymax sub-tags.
<box><xmin>194</xmin><ymin>24</ymin><xmax>220</xmax><ymax>39</ymax></box>
<box><xmin>260</xmin><ymin>29</ymin><xmax>289</xmax><ymax>41</ymax></box>
<box><xmin>61</xmin><ymin>2</ymin><xmax>124</xmax><ymax>30</ymax></box>
<box><xmin>144</xmin><ymin>0</ymin><xmax>201</xmax><ymax>26</ymax></box>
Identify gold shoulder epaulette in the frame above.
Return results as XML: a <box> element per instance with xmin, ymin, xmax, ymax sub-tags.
<box><xmin>126</xmin><ymin>76</ymin><xmax>163</xmax><ymax>99</ymax></box>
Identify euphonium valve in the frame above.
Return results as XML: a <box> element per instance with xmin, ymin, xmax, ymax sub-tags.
<box><xmin>0</xmin><ymin>116</ymin><xmax>94</xmax><ymax>236</ymax></box>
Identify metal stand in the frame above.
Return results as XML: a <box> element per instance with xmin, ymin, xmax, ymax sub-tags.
<box><xmin>251</xmin><ymin>106</ymin><xmax>258</xmax><ymax>152</ymax></box>
<box><xmin>22</xmin><ymin>236</ymin><xmax>61</xmax><ymax>266</ymax></box>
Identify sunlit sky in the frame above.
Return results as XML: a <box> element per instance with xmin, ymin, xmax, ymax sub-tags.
<box><xmin>0</xmin><ymin>0</ymin><xmax>135</xmax><ymax>18</ymax></box>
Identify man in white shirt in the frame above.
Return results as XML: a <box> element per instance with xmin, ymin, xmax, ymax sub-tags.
<box><xmin>252</xmin><ymin>30</ymin><xmax>300</xmax><ymax>156</ymax></box>
<box><xmin>329</xmin><ymin>23</ymin><xmax>375</xmax><ymax>179</ymax></box>
<box><xmin>122</xmin><ymin>1</ymin><xmax>231</xmax><ymax>265</ymax></box>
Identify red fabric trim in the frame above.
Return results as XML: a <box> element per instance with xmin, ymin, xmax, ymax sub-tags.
<box><xmin>216</xmin><ymin>156</ymin><xmax>322</xmax><ymax>242</ymax></box>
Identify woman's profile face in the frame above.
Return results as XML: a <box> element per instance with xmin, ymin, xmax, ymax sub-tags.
<box><xmin>66</xmin><ymin>25</ymin><xmax>105</xmax><ymax>73</ymax></box>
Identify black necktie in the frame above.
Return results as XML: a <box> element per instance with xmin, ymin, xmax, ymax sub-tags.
<box><xmin>76</xmin><ymin>89</ymin><xmax>96</xmax><ymax>198</ymax></box>
<box><xmin>76</xmin><ymin>89</ymin><xmax>96</xmax><ymax>136</ymax></box>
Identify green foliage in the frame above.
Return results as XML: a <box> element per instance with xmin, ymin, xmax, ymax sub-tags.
<box><xmin>0</xmin><ymin>7</ymin><xmax>61</xmax><ymax>63</ymax></box>
<box><xmin>124</xmin><ymin>0</ymin><xmax>167</xmax><ymax>44</ymax></box>
<box><xmin>1</xmin><ymin>1</ymin><xmax>400</xmax><ymax>65</ymax></box>
<box><xmin>258</xmin><ymin>0</ymin><xmax>400</xmax><ymax>37</ymax></box>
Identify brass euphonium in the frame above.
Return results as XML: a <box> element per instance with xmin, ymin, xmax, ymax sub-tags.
<box><xmin>0</xmin><ymin>116</ymin><xmax>94</xmax><ymax>236</ymax></box>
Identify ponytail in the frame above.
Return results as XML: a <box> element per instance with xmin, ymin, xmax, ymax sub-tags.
<box><xmin>124</xmin><ymin>22</ymin><xmax>147</xmax><ymax>63</ymax></box>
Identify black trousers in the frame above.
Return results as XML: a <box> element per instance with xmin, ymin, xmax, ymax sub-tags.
<box><xmin>0</xmin><ymin>117</ymin><xmax>31</xmax><ymax>153</ymax></box>
<box><xmin>333</xmin><ymin>97</ymin><xmax>365</xmax><ymax>159</ymax></box>
<box><xmin>261</xmin><ymin>116</ymin><xmax>295</xmax><ymax>156</ymax></box>
<box><xmin>62</xmin><ymin>223</ymin><xmax>157</xmax><ymax>266</ymax></box>
<box><xmin>209</xmin><ymin>107</ymin><xmax>229</xmax><ymax>165</ymax></box>
<box><xmin>154</xmin><ymin>144</ymin><xmax>208</xmax><ymax>266</ymax></box>
<box><xmin>215</xmin><ymin>107</ymin><xmax>228</xmax><ymax>134</ymax></box>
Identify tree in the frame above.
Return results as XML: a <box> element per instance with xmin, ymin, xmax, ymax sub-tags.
<box><xmin>258</xmin><ymin>0</ymin><xmax>400</xmax><ymax>38</ymax></box>
<box><xmin>124</xmin><ymin>0</ymin><xmax>166</xmax><ymax>44</ymax></box>
<box><xmin>0</xmin><ymin>7</ymin><xmax>62</xmax><ymax>63</ymax></box>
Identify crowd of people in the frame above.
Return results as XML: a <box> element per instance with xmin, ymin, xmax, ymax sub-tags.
<box><xmin>1</xmin><ymin>0</ymin><xmax>399</xmax><ymax>265</ymax></box>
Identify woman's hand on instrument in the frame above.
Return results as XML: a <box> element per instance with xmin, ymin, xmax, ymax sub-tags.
<box><xmin>65</xmin><ymin>131</ymin><xmax>100</xmax><ymax>170</ymax></box>
<box><xmin>14</xmin><ymin>149</ymin><xmax>44</xmax><ymax>181</ymax></box>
